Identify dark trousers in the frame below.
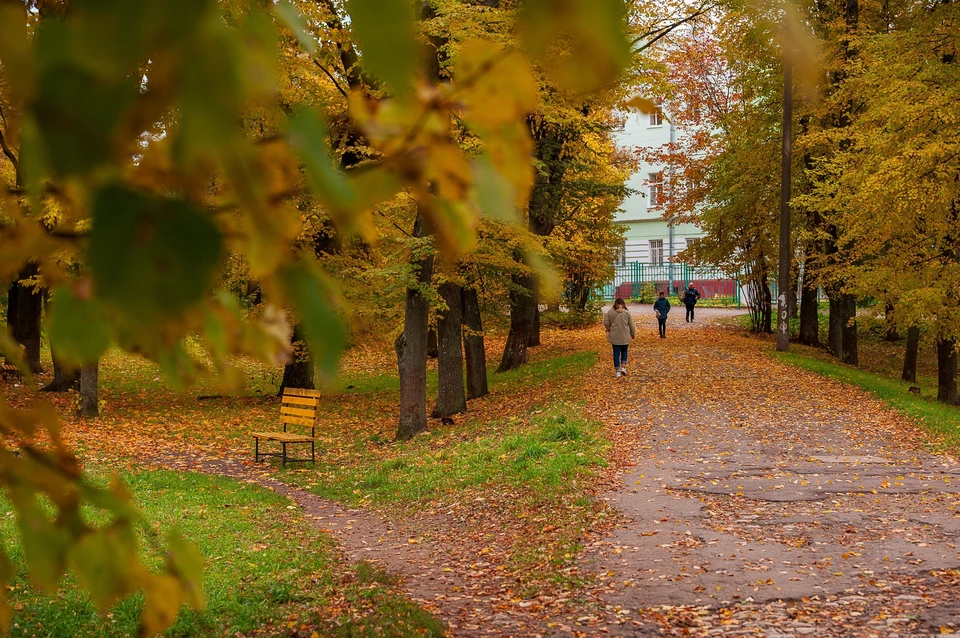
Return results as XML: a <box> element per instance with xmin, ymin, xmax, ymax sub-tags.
<box><xmin>612</xmin><ymin>344</ymin><xmax>629</xmax><ymax>369</ymax></box>
<box><xmin>686</xmin><ymin>305</ymin><xmax>695</xmax><ymax>321</ymax></box>
<box><xmin>658</xmin><ymin>317</ymin><xmax>667</xmax><ymax>337</ymax></box>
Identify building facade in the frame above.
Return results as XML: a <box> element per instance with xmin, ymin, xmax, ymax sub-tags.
<box><xmin>614</xmin><ymin>108</ymin><xmax>703</xmax><ymax>268</ymax></box>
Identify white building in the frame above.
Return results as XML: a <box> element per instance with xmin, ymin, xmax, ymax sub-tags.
<box><xmin>615</xmin><ymin>107</ymin><xmax>704</xmax><ymax>267</ymax></box>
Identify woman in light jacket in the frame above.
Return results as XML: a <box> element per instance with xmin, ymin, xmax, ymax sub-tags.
<box><xmin>603</xmin><ymin>297</ymin><xmax>635</xmax><ymax>378</ymax></box>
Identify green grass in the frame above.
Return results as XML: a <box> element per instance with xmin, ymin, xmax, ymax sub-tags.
<box><xmin>285</xmin><ymin>406</ymin><xmax>608</xmax><ymax>507</ymax></box>
<box><xmin>774</xmin><ymin>350</ymin><xmax>960</xmax><ymax>450</ymax></box>
<box><xmin>0</xmin><ymin>468</ymin><xmax>443</xmax><ymax>638</ymax></box>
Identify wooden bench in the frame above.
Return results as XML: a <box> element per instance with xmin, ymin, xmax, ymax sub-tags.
<box><xmin>0</xmin><ymin>358</ymin><xmax>22</xmax><ymax>382</ymax></box>
<box><xmin>252</xmin><ymin>387</ymin><xmax>320</xmax><ymax>467</ymax></box>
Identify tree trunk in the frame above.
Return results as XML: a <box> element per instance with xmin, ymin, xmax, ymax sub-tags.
<box><xmin>798</xmin><ymin>280</ymin><xmax>819</xmax><ymax>346</ymax></box>
<box><xmin>902</xmin><ymin>326</ymin><xmax>920</xmax><ymax>383</ymax></box>
<box><xmin>762</xmin><ymin>279</ymin><xmax>773</xmax><ymax>334</ymax></box>
<box><xmin>278</xmin><ymin>324</ymin><xmax>315</xmax><ymax>395</ymax></box>
<box><xmin>528</xmin><ymin>301</ymin><xmax>540</xmax><ymax>347</ymax></box>
<box><xmin>462</xmin><ymin>287</ymin><xmax>489</xmax><ymax>400</ymax></box>
<box><xmin>828</xmin><ymin>294</ymin><xmax>843</xmax><ymax>356</ymax></box>
<box><xmin>884</xmin><ymin>303</ymin><xmax>901</xmax><ymax>341</ymax></box>
<box><xmin>395</xmin><ymin>215</ymin><xmax>434</xmax><ymax>441</ymax></box>
<box><xmin>78</xmin><ymin>361</ymin><xmax>99</xmax><ymax>418</ymax></box>
<box><xmin>41</xmin><ymin>350</ymin><xmax>79</xmax><ymax>392</ymax></box>
<box><xmin>937</xmin><ymin>338</ymin><xmax>958</xmax><ymax>405</ymax></box>
<box><xmin>427</xmin><ymin>327</ymin><xmax>438</xmax><ymax>359</ymax></box>
<box><xmin>10</xmin><ymin>263</ymin><xmax>43</xmax><ymax>373</ymax></box>
<box><xmin>789</xmin><ymin>263</ymin><xmax>799</xmax><ymax>319</ymax></box>
<box><xmin>498</xmin><ymin>272</ymin><xmax>533</xmax><ymax>372</ymax></box>
<box><xmin>431</xmin><ymin>282</ymin><xmax>466</xmax><ymax>418</ymax></box>
<box><xmin>6</xmin><ymin>281</ymin><xmax>17</xmax><ymax>328</ymax></box>
<box><xmin>840</xmin><ymin>293</ymin><xmax>858</xmax><ymax>366</ymax></box>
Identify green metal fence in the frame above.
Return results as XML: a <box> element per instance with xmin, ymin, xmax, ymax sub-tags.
<box><xmin>603</xmin><ymin>262</ymin><xmax>742</xmax><ymax>307</ymax></box>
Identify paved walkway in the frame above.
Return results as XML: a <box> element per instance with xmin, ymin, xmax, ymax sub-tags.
<box><xmin>583</xmin><ymin>307</ymin><xmax>960</xmax><ymax>636</ymax></box>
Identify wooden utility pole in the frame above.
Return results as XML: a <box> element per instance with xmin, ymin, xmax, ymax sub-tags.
<box><xmin>776</xmin><ymin>61</ymin><xmax>792</xmax><ymax>352</ymax></box>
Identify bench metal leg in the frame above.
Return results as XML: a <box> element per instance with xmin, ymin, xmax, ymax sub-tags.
<box><xmin>255</xmin><ymin>437</ymin><xmax>260</xmax><ymax>463</ymax></box>
<box><xmin>282</xmin><ymin>442</ymin><xmax>287</xmax><ymax>468</ymax></box>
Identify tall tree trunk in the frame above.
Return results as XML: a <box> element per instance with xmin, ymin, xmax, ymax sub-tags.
<box><xmin>462</xmin><ymin>287</ymin><xmax>489</xmax><ymax>400</ymax></box>
<box><xmin>432</xmin><ymin>282</ymin><xmax>466</xmax><ymax>418</ymax></box>
<box><xmin>6</xmin><ymin>281</ymin><xmax>17</xmax><ymax>328</ymax></box>
<box><xmin>278</xmin><ymin>323</ymin><xmax>314</xmax><ymax>394</ymax></box>
<box><xmin>798</xmin><ymin>279</ymin><xmax>820</xmax><ymax>346</ymax></box>
<box><xmin>937</xmin><ymin>338</ymin><xmax>958</xmax><ymax>405</ymax></box>
<box><xmin>762</xmin><ymin>277</ymin><xmax>773</xmax><ymax>334</ymax></box>
<box><xmin>498</xmin><ymin>271</ymin><xmax>533</xmax><ymax>372</ymax></box>
<box><xmin>884</xmin><ymin>303</ymin><xmax>901</xmax><ymax>341</ymax></box>
<box><xmin>41</xmin><ymin>350</ymin><xmax>79</xmax><ymax>392</ymax></box>
<box><xmin>840</xmin><ymin>293</ymin><xmax>858</xmax><ymax>366</ymax></box>
<box><xmin>902</xmin><ymin>326</ymin><xmax>920</xmax><ymax>383</ymax></box>
<box><xmin>396</xmin><ymin>215</ymin><xmax>434</xmax><ymax>440</ymax></box>
<box><xmin>427</xmin><ymin>327</ymin><xmax>438</xmax><ymax>359</ymax></box>
<box><xmin>528</xmin><ymin>301</ymin><xmax>540</xmax><ymax>347</ymax></box>
<box><xmin>828</xmin><ymin>294</ymin><xmax>843</xmax><ymax>356</ymax></box>
<box><xmin>10</xmin><ymin>263</ymin><xmax>43</xmax><ymax>374</ymax></box>
<box><xmin>78</xmin><ymin>361</ymin><xmax>99</xmax><ymax>418</ymax></box>
<box><xmin>789</xmin><ymin>264</ymin><xmax>800</xmax><ymax>319</ymax></box>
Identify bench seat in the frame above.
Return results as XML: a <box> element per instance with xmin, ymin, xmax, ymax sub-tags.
<box><xmin>251</xmin><ymin>431</ymin><xmax>315</xmax><ymax>443</ymax></box>
<box><xmin>252</xmin><ymin>387</ymin><xmax>320</xmax><ymax>466</ymax></box>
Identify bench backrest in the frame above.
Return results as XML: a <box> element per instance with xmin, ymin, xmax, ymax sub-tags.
<box><xmin>281</xmin><ymin>388</ymin><xmax>321</xmax><ymax>436</ymax></box>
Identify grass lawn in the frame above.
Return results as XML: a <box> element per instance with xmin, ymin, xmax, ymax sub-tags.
<box><xmin>1</xmin><ymin>324</ymin><xmax>615</xmax><ymax>625</ymax></box>
<box><xmin>0</xmin><ymin>467</ymin><xmax>444</xmax><ymax>638</ymax></box>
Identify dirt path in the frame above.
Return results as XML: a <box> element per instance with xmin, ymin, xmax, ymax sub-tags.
<box><xmin>148</xmin><ymin>452</ymin><xmax>555</xmax><ymax>637</ymax></box>
<box><xmin>582</xmin><ymin>306</ymin><xmax>960</xmax><ymax>636</ymax></box>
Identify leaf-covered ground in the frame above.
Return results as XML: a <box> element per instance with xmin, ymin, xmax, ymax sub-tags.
<box><xmin>582</xmin><ymin>307</ymin><xmax>960</xmax><ymax>636</ymax></box>
<box><xmin>4</xmin><ymin>307</ymin><xmax>960</xmax><ymax>636</ymax></box>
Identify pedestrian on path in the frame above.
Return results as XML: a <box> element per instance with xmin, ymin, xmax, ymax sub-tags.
<box><xmin>681</xmin><ymin>282</ymin><xmax>701</xmax><ymax>322</ymax></box>
<box><xmin>604</xmin><ymin>297</ymin><xmax>635</xmax><ymax>378</ymax></box>
<box><xmin>653</xmin><ymin>290</ymin><xmax>670</xmax><ymax>338</ymax></box>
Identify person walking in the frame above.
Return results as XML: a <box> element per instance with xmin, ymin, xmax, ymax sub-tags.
<box><xmin>604</xmin><ymin>297</ymin><xmax>635</xmax><ymax>378</ymax></box>
<box><xmin>653</xmin><ymin>290</ymin><xmax>671</xmax><ymax>338</ymax></box>
<box><xmin>682</xmin><ymin>282</ymin><xmax>701</xmax><ymax>322</ymax></box>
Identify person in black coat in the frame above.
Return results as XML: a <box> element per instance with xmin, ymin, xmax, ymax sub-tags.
<box><xmin>681</xmin><ymin>282</ymin><xmax>701</xmax><ymax>322</ymax></box>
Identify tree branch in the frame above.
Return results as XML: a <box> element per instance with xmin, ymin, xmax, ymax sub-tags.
<box><xmin>632</xmin><ymin>2</ymin><xmax>718</xmax><ymax>52</ymax></box>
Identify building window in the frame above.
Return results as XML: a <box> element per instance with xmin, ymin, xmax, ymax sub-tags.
<box><xmin>649</xmin><ymin>240</ymin><xmax>664</xmax><ymax>265</ymax></box>
<box><xmin>648</xmin><ymin>107</ymin><xmax>664</xmax><ymax>127</ymax></box>
<box><xmin>616</xmin><ymin>242</ymin><xmax>627</xmax><ymax>266</ymax></box>
<box><xmin>648</xmin><ymin>172</ymin><xmax>663</xmax><ymax>207</ymax></box>
<box><xmin>686</xmin><ymin>238</ymin><xmax>699</xmax><ymax>249</ymax></box>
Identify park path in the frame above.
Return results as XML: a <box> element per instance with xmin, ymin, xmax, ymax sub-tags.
<box><xmin>142</xmin><ymin>308</ymin><xmax>960</xmax><ymax>637</ymax></box>
<box><xmin>581</xmin><ymin>306</ymin><xmax>960</xmax><ymax>636</ymax></box>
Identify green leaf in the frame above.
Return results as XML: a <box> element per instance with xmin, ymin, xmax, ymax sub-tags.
<box><xmin>9</xmin><ymin>488</ymin><xmax>69</xmax><ymax>592</ymax></box>
<box><xmin>89</xmin><ymin>186</ymin><xmax>224</xmax><ymax>327</ymax></box>
<box><xmin>69</xmin><ymin>523</ymin><xmax>138</xmax><ymax>611</ymax></box>
<box><xmin>279</xmin><ymin>264</ymin><xmax>348</xmax><ymax>378</ymax></box>
<box><xmin>33</xmin><ymin>61</ymin><xmax>138</xmax><ymax>176</ymax></box>
<box><xmin>518</xmin><ymin>0</ymin><xmax>630</xmax><ymax>91</ymax></box>
<box><xmin>346</xmin><ymin>0</ymin><xmax>416</xmax><ymax>94</ymax></box>
<box><xmin>274</xmin><ymin>0</ymin><xmax>318</xmax><ymax>53</ymax></box>
<box><xmin>46</xmin><ymin>286</ymin><xmax>111</xmax><ymax>368</ymax></box>
<box><xmin>288</xmin><ymin>109</ymin><xmax>357</xmax><ymax>213</ymax></box>
<box><xmin>471</xmin><ymin>154</ymin><xmax>518</xmax><ymax>221</ymax></box>
<box><xmin>166</xmin><ymin>529</ymin><xmax>205</xmax><ymax>610</ymax></box>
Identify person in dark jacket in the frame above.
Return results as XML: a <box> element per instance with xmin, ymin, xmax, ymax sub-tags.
<box><xmin>653</xmin><ymin>291</ymin><xmax>670</xmax><ymax>338</ymax></box>
<box><xmin>682</xmin><ymin>282</ymin><xmax>701</xmax><ymax>322</ymax></box>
